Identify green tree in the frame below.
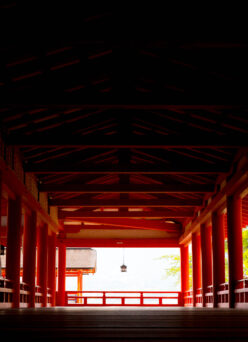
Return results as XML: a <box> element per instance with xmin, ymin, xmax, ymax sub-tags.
<box><xmin>157</xmin><ymin>253</ymin><xmax>192</xmax><ymax>288</ymax></box>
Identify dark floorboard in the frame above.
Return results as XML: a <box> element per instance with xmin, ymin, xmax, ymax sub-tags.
<box><xmin>1</xmin><ymin>307</ymin><xmax>248</xmax><ymax>341</ymax></box>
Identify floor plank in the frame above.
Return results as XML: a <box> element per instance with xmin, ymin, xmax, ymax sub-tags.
<box><xmin>1</xmin><ymin>307</ymin><xmax>248</xmax><ymax>341</ymax></box>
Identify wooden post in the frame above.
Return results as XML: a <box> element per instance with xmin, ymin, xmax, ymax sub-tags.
<box><xmin>212</xmin><ymin>212</ymin><xmax>225</xmax><ymax>307</ymax></box>
<box><xmin>6</xmin><ymin>196</ymin><xmax>22</xmax><ymax>308</ymax></box>
<box><xmin>227</xmin><ymin>195</ymin><xmax>243</xmax><ymax>308</ymax></box>
<box><xmin>77</xmin><ymin>270</ymin><xmax>83</xmax><ymax>304</ymax></box>
<box><xmin>48</xmin><ymin>231</ymin><xmax>56</xmax><ymax>306</ymax></box>
<box><xmin>58</xmin><ymin>243</ymin><xmax>66</xmax><ymax>306</ymax></box>
<box><xmin>37</xmin><ymin>223</ymin><xmax>48</xmax><ymax>307</ymax></box>
<box><xmin>23</xmin><ymin>211</ymin><xmax>37</xmax><ymax>307</ymax></box>
<box><xmin>192</xmin><ymin>233</ymin><xmax>201</xmax><ymax>307</ymax></box>
<box><xmin>200</xmin><ymin>224</ymin><xmax>212</xmax><ymax>307</ymax></box>
<box><xmin>180</xmin><ymin>245</ymin><xmax>189</xmax><ymax>306</ymax></box>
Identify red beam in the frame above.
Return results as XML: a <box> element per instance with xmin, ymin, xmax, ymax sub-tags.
<box><xmin>60</xmin><ymin>238</ymin><xmax>179</xmax><ymax>248</ymax></box>
<box><xmin>27</xmin><ymin>164</ymin><xmax>227</xmax><ymax>174</ymax></box>
<box><xmin>50</xmin><ymin>198</ymin><xmax>203</xmax><ymax>207</ymax></box>
<box><xmin>58</xmin><ymin>209</ymin><xmax>194</xmax><ymax>219</ymax></box>
<box><xmin>40</xmin><ymin>183</ymin><xmax>214</xmax><ymax>193</ymax></box>
<box><xmin>63</xmin><ymin>218</ymin><xmax>180</xmax><ymax>232</ymax></box>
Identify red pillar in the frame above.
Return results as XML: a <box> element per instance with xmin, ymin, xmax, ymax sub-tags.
<box><xmin>23</xmin><ymin>211</ymin><xmax>37</xmax><ymax>307</ymax></box>
<box><xmin>212</xmin><ymin>212</ymin><xmax>225</xmax><ymax>307</ymax></box>
<box><xmin>48</xmin><ymin>232</ymin><xmax>56</xmax><ymax>306</ymax></box>
<box><xmin>192</xmin><ymin>232</ymin><xmax>201</xmax><ymax>307</ymax></box>
<box><xmin>180</xmin><ymin>245</ymin><xmax>189</xmax><ymax>306</ymax></box>
<box><xmin>227</xmin><ymin>195</ymin><xmax>243</xmax><ymax>308</ymax></box>
<box><xmin>6</xmin><ymin>196</ymin><xmax>22</xmax><ymax>308</ymax></box>
<box><xmin>37</xmin><ymin>223</ymin><xmax>48</xmax><ymax>307</ymax></box>
<box><xmin>58</xmin><ymin>243</ymin><xmax>66</xmax><ymax>306</ymax></box>
<box><xmin>77</xmin><ymin>270</ymin><xmax>83</xmax><ymax>304</ymax></box>
<box><xmin>200</xmin><ymin>224</ymin><xmax>212</xmax><ymax>307</ymax></box>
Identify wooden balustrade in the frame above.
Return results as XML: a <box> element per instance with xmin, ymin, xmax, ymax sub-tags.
<box><xmin>0</xmin><ymin>278</ymin><xmax>13</xmax><ymax>308</ymax></box>
<box><xmin>184</xmin><ymin>290</ymin><xmax>193</xmax><ymax>306</ymax></box>
<box><xmin>205</xmin><ymin>285</ymin><xmax>213</xmax><ymax>307</ymax></box>
<box><xmin>235</xmin><ymin>279</ymin><xmax>248</xmax><ymax>308</ymax></box>
<box><xmin>20</xmin><ymin>282</ymin><xmax>30</xmax><ymax>308</ymax></box>
<box><xmin>65</xmin><ymin>291</ymin><xmax>181</xmax><ymax>307</ymax></box>
<box><xmin>195</xmin><ymin>288</ymin><xmax>203</xmax><ymax>307</ymax></box>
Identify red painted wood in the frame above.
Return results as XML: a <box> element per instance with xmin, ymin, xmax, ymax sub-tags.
<box><xmin>180</xmin><ymin>245</ymin><xmax>189</xmax><ymax>304</ymax></box>
<box><xmin>212</xmin><ymin>212</ymin><xmax>225</xmax><ymax>307</ymax></box>
<box><xmin>65</xmin><ymin>291</ymin><xmax>181</xmax><ymax>307</ymax></box>
<box><xmin>200</xmin><ymin>224</ymin><xmax>212</xmax><ymax>307</ymax></box>
<box><xmin>23</xmin><ymin>211</ymin><xmax>37</xmax><ymax>307</ymax></box>
<box><xmin>48</xmin><ymin>232</ymin><xmax>56</xmax><ymax>306</ymax></box>
<box><xmin>58</xmin><ymin>244</ymin><xmax>66</xmax><ymax>306</ymax></box>
<box><xmin>6</xmin><ymin>196</ymin><xmax>22</xmax><ymax>308</ymax></box>
<box><xmin>37</xmin><ymin>224</ymin><xmax>48</xmax><ymax>307</ymax></box>
<box><xmin>62</xmin><ymin>238</ymin><xmax>180</xmax><ymax>248</ymax></box>
<box><xmin>192</xmin><ymin>233</ymin><xmax>202</xmax><ymax>307</ymax></box>
<box><xmin>227</xmin><ymin>196</ymin><xmax>243</xmax><ymax>308</ymax></box>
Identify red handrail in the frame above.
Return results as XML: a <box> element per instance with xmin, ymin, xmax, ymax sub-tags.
<box><xmin>65</xmin><ymin>290</ymin><xmax>181</xmax><ymax>307</ymax></box>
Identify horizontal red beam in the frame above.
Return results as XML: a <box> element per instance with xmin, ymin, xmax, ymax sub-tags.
<box><xmin>50</xmin><ymin>198</ymin><xmax>203</xmax><ymax>207</ymax></box>
<box><xmin>63</xmin><ymin>222</ymin><xmax>180</xmax><ymax>233</ymax></box>
<box><xmin>26</xmin><ymin>164</ymin><xmax>228</xmax><ymax>174</ymax></box>
<box><xmin>8</xmin><ymin>134</ymin><xmax>246</xmax><ymax>148</ymax></box>
<box><xmin>60</xmin><ymin>238</ymin><xmax>180</xmax><ymax>248</ymax></box>
<box><xmin>58</xmin><ymin>209</ymin><xmax>194</xmax><ymax>219</ymax></box>
<box><xmin>40</xmin><ymin>183</ymin><xmax>214</xmax><ymax>193</ymax></box>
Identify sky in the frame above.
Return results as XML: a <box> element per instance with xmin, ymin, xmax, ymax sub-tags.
<box><xmin>66</xmin><ymin>248</ymin><xmax>181</xmax><ymax>292</ymax></box>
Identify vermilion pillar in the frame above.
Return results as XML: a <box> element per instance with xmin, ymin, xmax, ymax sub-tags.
<box><xmin>23</xmin><ymin>211</ymin><xmax>37</xmax><ymax>307</ymax></box>
<box><xmin>200</xmin><ymin>224</ymin><xmax>212</xmax><ymax>307</ymax></box>
<box><xmin>227</xmin><ymin>196</ymin><xmax>243</xmax><ymax>308</ymax></box>
<box><xmin>77</xmin><ymin>270</ymin><xmax>83</xmax><ymax>304</ymax></box>
<box><xmin>180</xmin><ymin>245</ymin><xmax>189</xmax><ymax>306</ymax></box>
<box><xmin>6</xmin><ymin>196</ymin><xmax>22</xmax><ymax>308</ymax></box>
<box><xmin>58</xmin><ymin>243</ymin><xmax>66</xmax><ymax>306</ymax></box>
<box><xmin>212</xmin><ymin>212</ymin><xmax>225</xmax><ymax>307</ymax></box>
<box><xmin>192</xmin><ymin>233</ymin><xmax>201</xmax><ymax>307</ymax></box>
<box><xmin>37</xmin><ymin>223</ymin><xmax>48</xmax><ymax>307</ymax></box>
<box><xmin>48</xmin><ymin>232</ymin><xmax>56</xmax><ymax>306</ymax></box>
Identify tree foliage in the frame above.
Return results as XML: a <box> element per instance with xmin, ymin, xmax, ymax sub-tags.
<box><xmin>159</xmin><ymin>228</ymin><xmax>248</xmax><ymax>289</ymax></box>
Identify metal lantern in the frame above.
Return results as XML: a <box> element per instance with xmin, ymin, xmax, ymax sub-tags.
<box><xmin>120</xmin><ymin>248</ymin><xmax>127</xmax><ymax>272</ymax></box>
<box><xmin>120</xmin><ymin>264</ymin><xmax>127</xmax><ymax>272</ymax></box>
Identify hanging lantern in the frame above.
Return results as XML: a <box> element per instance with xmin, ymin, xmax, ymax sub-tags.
<box><xmin>120</xmin><ymin>264</ymin><xmax>127</xmax><ymax>272</ymax></box>
<box><xmin>120</xmin><ymin>248</ymin><xmax>127</xmax><ymax>272</ymax></box>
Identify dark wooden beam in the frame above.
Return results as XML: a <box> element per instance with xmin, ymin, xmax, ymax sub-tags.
<box><xmin>58</xmin><ymin>210</ymin><xmax>194</xmax><ymax>219</ymax></box>
<box><xmin>50</xmin><ymin>198</ymin><xmax>203</xmax><ymax>207</ymax></box>
<box><xmin>7</xmin><ymin>133</ymin><xmax>246</xmax><ymax>148</ymax></box>
<box><xmin>40</xmin><ymin>183</ymin><xmax>214</xmax><ymax>193</ymax></box>
<box><xmin>26</xmin><ymin>164</ymin><xmax>228</xmax><ymax>174</ymax></box>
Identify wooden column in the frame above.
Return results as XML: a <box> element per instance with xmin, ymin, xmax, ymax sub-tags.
<box><xmin>227</xmin><ymin>195</ymin><xmax>243</xmax><ymax>308</ymax></box>
<box><xmin>6</xmin><ymin>196</ymin><xmax>22</xmax><ymax>308</ymax></box>
<box><xmin>48</xmin><ymin>231</ymin><xmax>56</xmax><ymax>306</ymax></box>
<box><xmin>192</xmin><ymin>233</ymin><xmax>201</xmax><ymax>307</ymax></box>
<box><xmin>37</xmin><ymin>223</ymin><xmax>48</xmax><ymax>307</ymax></box>
<box><xmin>58</xmin><ymin>243</ymin><xmax>66</xmax><ymax>306</ymax></box>
<box><xmin>77</xmin><ymin>270</ymin><xmax>83</xmax><ymax>304</ymax></box>
<box><xmin>212</xmin><ymin>212</ymin><xmax>225</xmax><ymax>307</ymax></box>
<box><xmin>180</xmin><ymin>245</ymin><xmax>189</xmax><ymax>306</ymax></box>
<box><xmin>200</xmin><ymin>224</ymin><xmax>212</xmax><ymax>307</ymax></box>
<box><xmin>23</xmin><ymin>211</ymin><xmax>37</xmax><ymax>307</ymax></box>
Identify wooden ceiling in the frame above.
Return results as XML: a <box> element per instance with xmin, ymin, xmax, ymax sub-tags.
<box><xmin>0</xmin><ymin>4</ymin><xmax>248</xmax><ymax>242</ymax></box>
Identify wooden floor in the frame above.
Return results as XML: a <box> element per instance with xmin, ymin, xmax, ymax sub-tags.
<box><xmin>1</xmin><ymin>307</ymin><xmax>248</xmax><ymax>341</ymax></box>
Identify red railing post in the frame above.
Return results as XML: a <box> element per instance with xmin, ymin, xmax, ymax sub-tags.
<box><xmin>140</xmin><ymin>292</ymin><xmax>143</xmax><ymax>306</ymax></box>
